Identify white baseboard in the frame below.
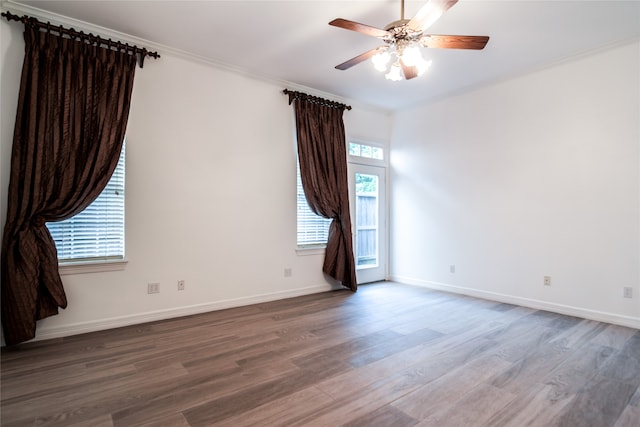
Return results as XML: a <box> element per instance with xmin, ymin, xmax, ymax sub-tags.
<box><xmin>17</xmin><ymin>277</ymin><xmax>640</xmax><ymax>344</ymax></box>
<box><xmin>32</xmin><ymin>283</ymin><xmax>337</xmax><ymax>342</ymax></box>
<box><xmin>389</xmin><ymin>275</ymin><xmax>640</xmax><ymax>330</ymax></box>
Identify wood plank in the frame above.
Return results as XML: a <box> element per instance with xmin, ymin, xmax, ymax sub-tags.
<box><xmin>392</xmin><ymin>352</ymin><xmax>512</xmax><ymax>420</ymax></box>
<box><xmin>181</xmin><ymin>360</ymin><xmax>351</xmax><ymax>426</ymax></box>
<box><xmin>614</xmin><ymin>403</ymin><xmax>640</xmax><ymax>427</ymax></box>
<box><xmin>342</xmin><ymin>405</ymin><xmax>418</xmax><ymax>427</ymax></box>
<box><xmin>542</xmin><ymin>343</ymin><xmax>616</xmax><ymax>400</ymax></box>
<box><xmin>490</xmin><ymin>340</ymin><xmax>572</xmax><ymax>393</ymax></box>
<box><xmin>213</xmin><ymin>386</ymin><xmax>335</xmax><ymax>427</ymax></box>
<box><xmin>591</xmin><ymin>324</ymin><xmax>638</xmax><ymax>349</ymax></box>
<box><xmin>484</xmin><ymin>383</ymin><xmax>573</xmax><ymax>427</ymax></box>
<box><xmin>550</xmin><ymin>375</ymin><xmax>637</xmax><ymax>427</ymax></box>
<box><xmin>417</xmin><ymin>384</ymin><xmax>516</xmax><ymax>426</ymax></box>
<box><xmin>549</xmin><ymin>319</ymin><xmax>610</xmax><ymax>349</ymax></box>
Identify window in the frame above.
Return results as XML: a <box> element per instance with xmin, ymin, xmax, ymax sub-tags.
<box><xmin>47</xmin><ymin>143</ymin><xmax>125</xmax><ymax>263</ymax></box>
<box><xmin>296</xmin><ymin>162</ymin><xmax>331</xmax><ymax>248</ymax></box>
<box><xmin>349</xmin><ymin>142</ymin><xmax>383</xmax><ymax>160</ymax></box>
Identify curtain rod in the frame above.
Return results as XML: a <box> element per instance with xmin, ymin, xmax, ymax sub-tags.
<box><xmin>1</xmin><ymin>10</ymin><xmax>160</xmax><ymax>68</ymax></box>
<box><xmin>283</xmin><ymin>89</ymin><xmax>351</xmax><ymax>111</ymax></box>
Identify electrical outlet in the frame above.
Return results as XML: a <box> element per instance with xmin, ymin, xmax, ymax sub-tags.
<box><xmin>178</xmin><ymin>280</ymin><xmax>185</xmax><ymax>291</ymax></box>
<box><xmin>544</xmin><ymin>276</ymin><xmax>551</xmax><ymax>286</ymax></box>
<box><xmin>623</xmin><ymin>287</ymin><xmax>633</xmax><ymax>299</ymax></box>
<box><xmin>284</xmin><ymin>268</ymin><xmax>292</xmax><ymax>278</ymax></box>
<box><xmin>147</xmin><ymin>283</ymin><xmax>160</xmax><ymax>294</ymax></box>
<box><xmin>449</xmin><ymin>265</ymin><xmax>456</xmax><ymax>274</ymax></box>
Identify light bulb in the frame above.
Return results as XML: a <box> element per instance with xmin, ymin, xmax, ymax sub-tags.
<box><xmin>415</xmin><ymin>57</ymin><xmax>433</xmax><ymax>76</ymax></box>
<box><xmin>385</xmin><ymin>62</ymin><xmax>403</xmax><ymax>81</ymax></box>
<box><xmin>371</xmin><ymin>50</ymin><xmax>391</xmax><ymax>72</ymax></box>
<box><xmin>402</xmin><ymin>44</ymin><xmax>422</xmax><ymax>67</ymax></box>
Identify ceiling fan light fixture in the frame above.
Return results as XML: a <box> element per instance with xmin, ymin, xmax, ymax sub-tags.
<box><xmin>330</xmin><ymin>0</ymin><xmax>489</xmax><ymax>82</ymax></box>
<box><xmin>385</xmin><ymin>62</ymin><xmax>403</xmax><ymax>81</ymax></box>
<box><xmin>372</xmin><ymin>50</ymin><xmax>391</xmax><ymax>72</ymax></box>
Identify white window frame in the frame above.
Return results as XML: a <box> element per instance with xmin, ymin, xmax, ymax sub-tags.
<box><xmin>348</xmin><ymin>140</ymin><xmax>388</xmax><ymax>167</ymax></box>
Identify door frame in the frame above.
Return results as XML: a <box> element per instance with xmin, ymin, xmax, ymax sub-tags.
<box><xmin>348</xmin><ymin>162</ymin><xmax>389</xmax><ymax>284</ymax></box>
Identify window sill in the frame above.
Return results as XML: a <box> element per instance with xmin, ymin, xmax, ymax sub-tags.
<box><xmin>296</xmin><ymin>247</ymin><xmax>326</xmax><ymax>256</ymax></box>
<box><xmin>59</xmin><ymin>259</ymin><xmax>128</xmax><ymax>275</ymax></box>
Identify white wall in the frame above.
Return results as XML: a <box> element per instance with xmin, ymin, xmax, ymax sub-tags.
<box><xmin>390</xmin><ymin>41</ymin><xmax>640</xmax><ymax>327</ymax></box>
<box><xmin>0</xmin><ymin>19</ymin><xmax>391</xmax><ymax>341</ymax></box>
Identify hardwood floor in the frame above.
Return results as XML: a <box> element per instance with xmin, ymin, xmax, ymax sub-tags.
<box><xmin>1</xmin><ymin>282</ymin><xmax>639</xmax><ymax>426</ymax></box>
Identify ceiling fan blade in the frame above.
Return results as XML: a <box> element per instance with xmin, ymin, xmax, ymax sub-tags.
<box><xmin>407</xmin><ymin>0</ymin><xmax>459</xmax><ymax>32</ymax></box>
<box><xmin>329</xmin><ymin>18</ymin><xmax>390</xmax><ymax>38</ymax></box>
<box><xmin>400</xmin><ymin>60</ymin><xmax>419</xmax><ymax>80</ymax></box>
<box><xmin>421</xmin><ymin>35</ymin><xmax>490</xmax><ymax>50</ymax></box>
<box><xmin>335</xmin><ymin>47</ymin><xmax>386</xmax><ymax>70</ymax></box>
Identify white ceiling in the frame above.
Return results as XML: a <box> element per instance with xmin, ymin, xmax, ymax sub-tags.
<box><xmin>4</xmin><ymin>0</ymin><xmax>640</xmax><ymax>111</ymax></box>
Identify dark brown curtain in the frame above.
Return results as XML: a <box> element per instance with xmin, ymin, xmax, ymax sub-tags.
<box><xmin>1</xmin><ymin>25</ymin><xmax>137</xmax><ymax>345</ymax></box>
<box><xmin>291</xmin><ymin>96</ymin><xmax>357</xmax><ymax>291</ymax></box>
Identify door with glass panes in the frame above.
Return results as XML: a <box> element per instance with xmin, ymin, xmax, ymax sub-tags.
<box><xmin>348</xmin><ymin>163</ymin><xmax>387</xmax><ymax>284</ymax></box>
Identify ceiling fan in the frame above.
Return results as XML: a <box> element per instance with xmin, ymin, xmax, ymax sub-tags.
<box><xmin>329</xmin><ymin>0</ymin><xmax>489</xmax><ymax>81</ymax></box>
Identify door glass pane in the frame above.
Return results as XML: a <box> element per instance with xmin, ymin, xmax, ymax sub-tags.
<box><xmin>355</xmin><ymin>173</ymin><xmax>378</xmax><ymax>268</ymax></box>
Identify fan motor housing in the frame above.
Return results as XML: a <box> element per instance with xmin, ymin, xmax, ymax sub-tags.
<box><xmin>383</xmin><ymin>19</ymin><xmax>423</xmax><ymax>42</ymax></box>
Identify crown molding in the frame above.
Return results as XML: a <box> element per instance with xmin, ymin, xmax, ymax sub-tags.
<box><xmin>0</xmin><ymin>0</ymin><xmax>390</xmax><ymax>115</ymax></box>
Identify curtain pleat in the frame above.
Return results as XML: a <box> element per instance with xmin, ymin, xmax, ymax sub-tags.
<box><xmin>1</xmin><ymin>25</ymin><xmax>137</xmax><ymax>345</ymax></box>
<box><xmin>293</xmin><ymin>99</ymin><xmax>357</xmax><ymax>291</ymax></box>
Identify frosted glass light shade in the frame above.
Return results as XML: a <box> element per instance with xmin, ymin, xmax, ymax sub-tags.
<box><xmin>371</xmin><ymin>51</ymin><xmax>391</xmax><ymax>72</ymax></box>
<box><xmin>385</xmin><ymin>63</ymin><xmax>403</xmax><ymax>81</ymax></box>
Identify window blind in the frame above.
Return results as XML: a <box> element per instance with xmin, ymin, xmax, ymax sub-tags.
<box><xmin>47</xmin><ymin>145</ymin><xmax>125</xmax><ymax>262</ymax></box>
<box><xmin>296</xmin><ymin>162</ymin><xmax>330</xmax><ymax>247</ymax></box>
